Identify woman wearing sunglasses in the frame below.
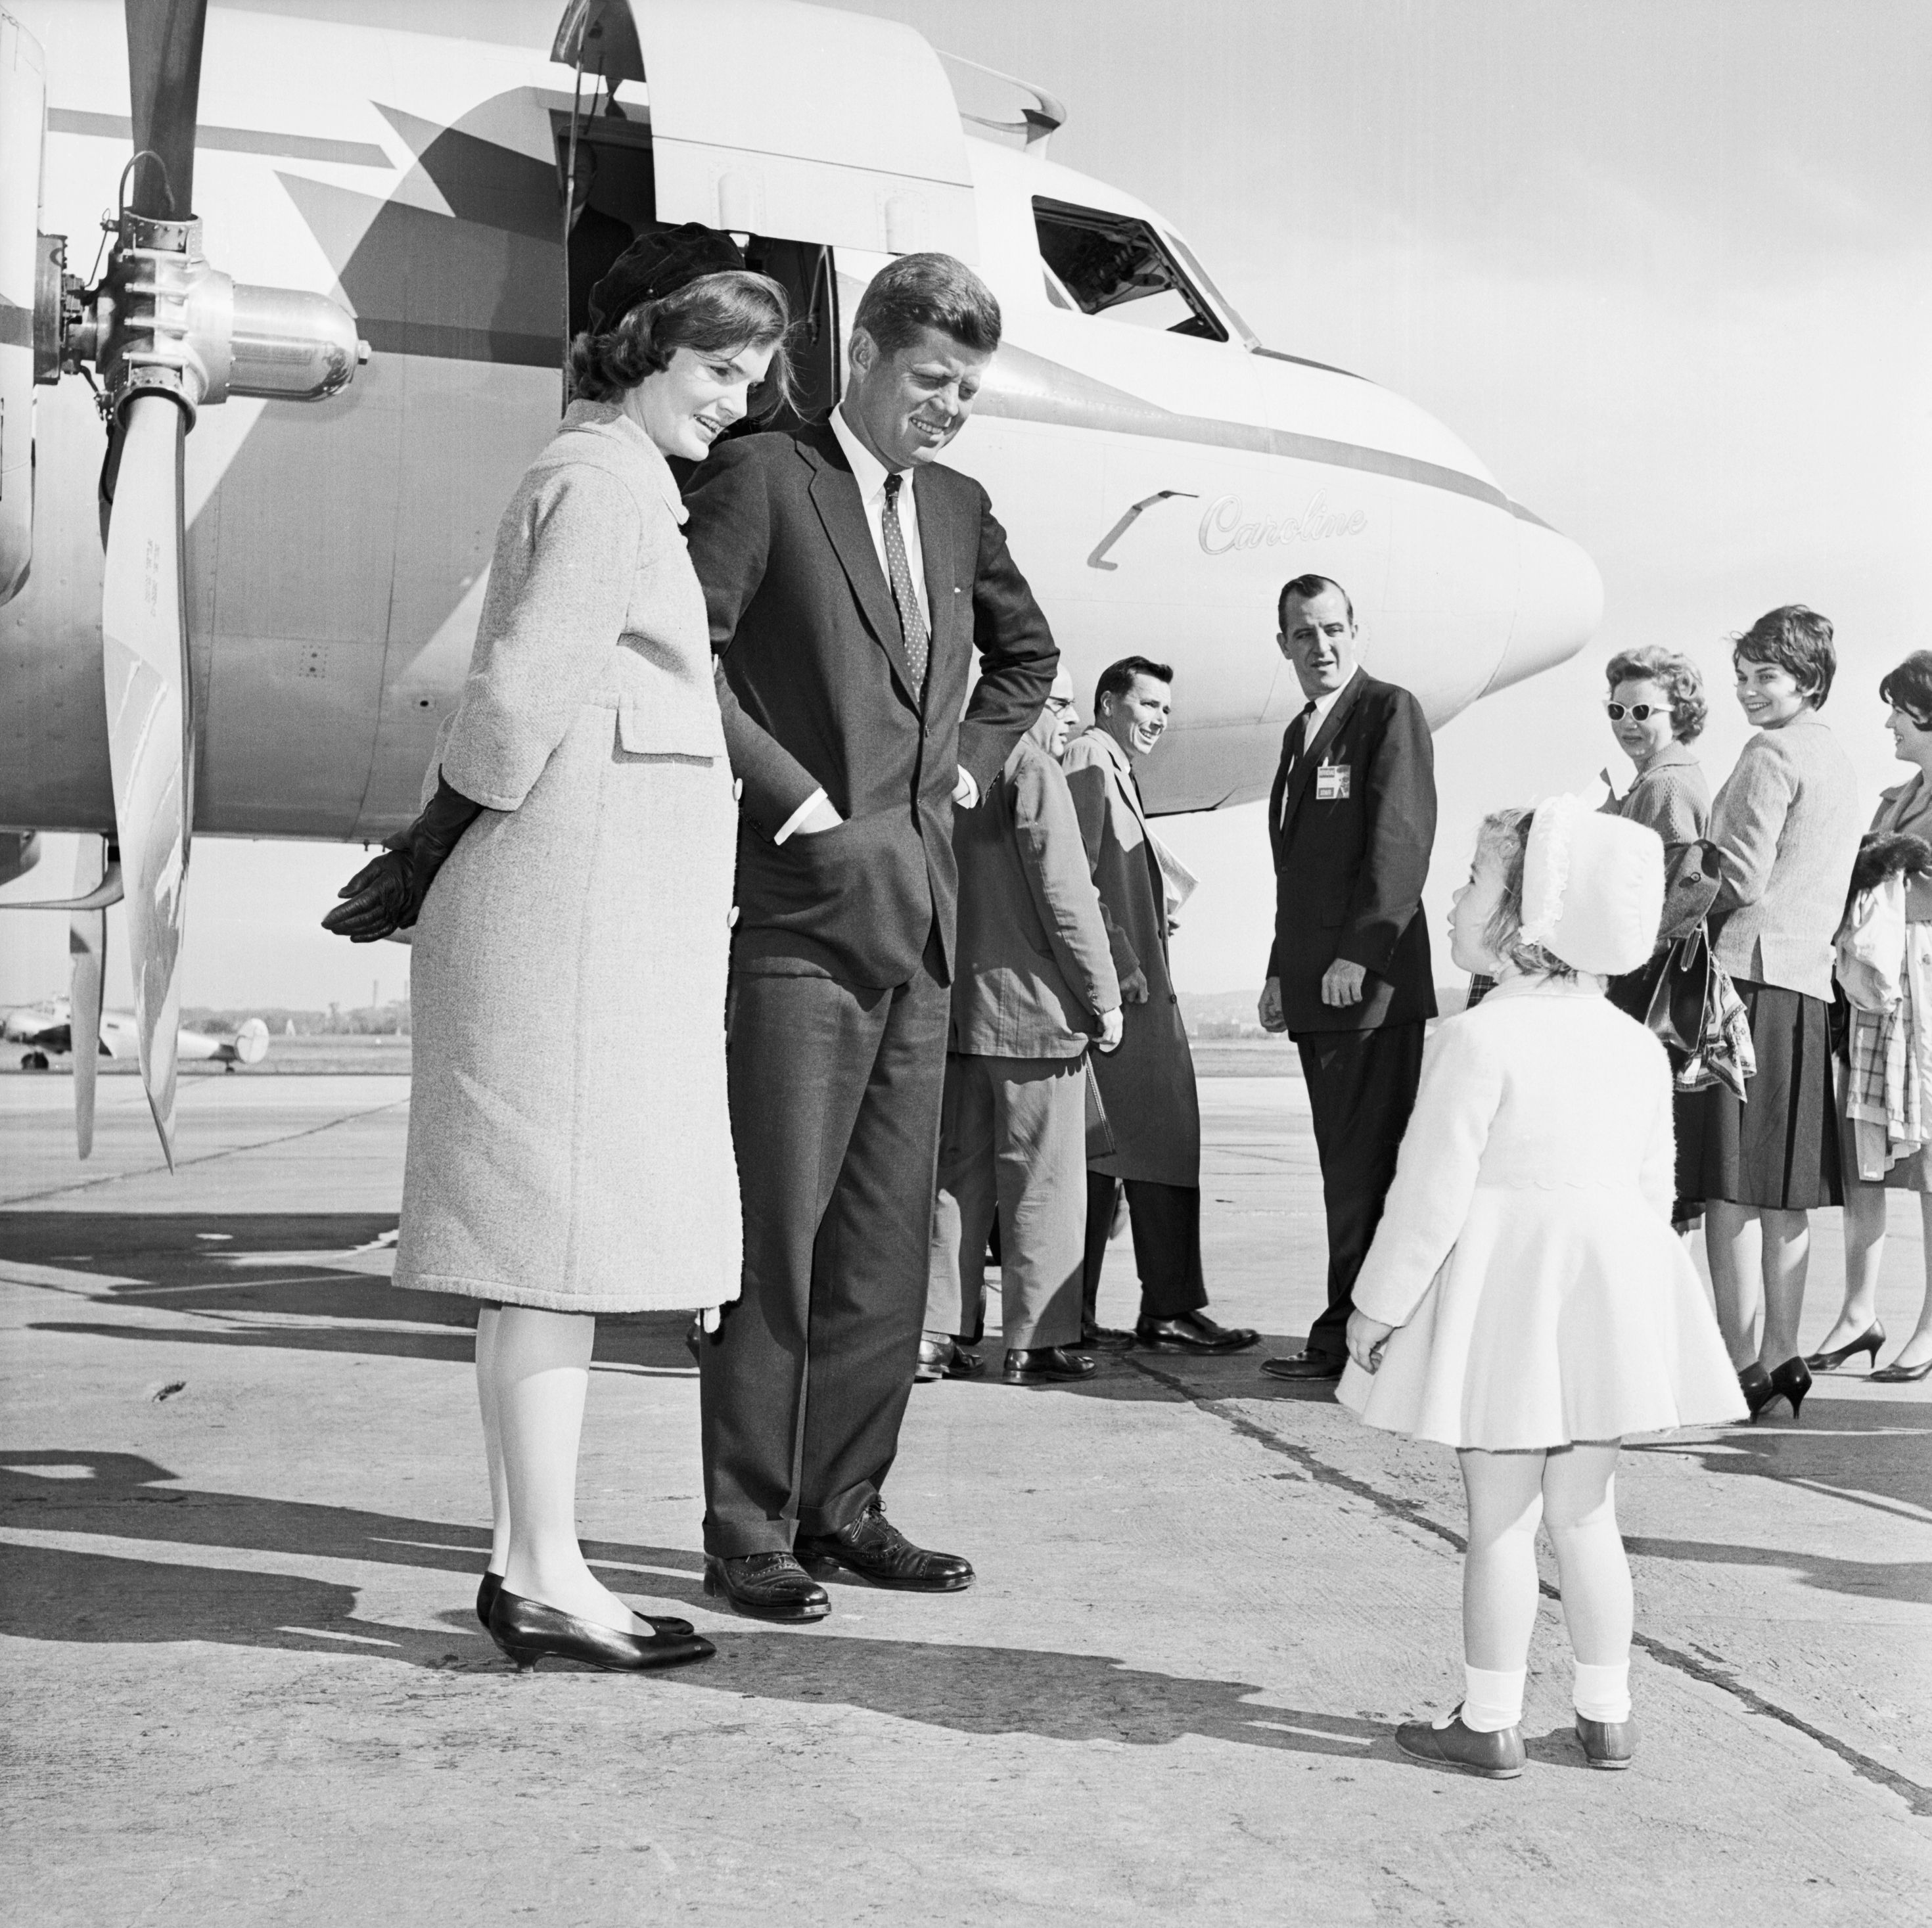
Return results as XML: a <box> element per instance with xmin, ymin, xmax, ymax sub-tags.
<box><xmin>1599</xmin><ymin>647</ymin><xmax>1714</xmax><ymax>1229</ymax></box>
<box><xmin>1602</xmin><ymin>647</ymin><xmax>1711</xmax><ymax>851</ymax></box>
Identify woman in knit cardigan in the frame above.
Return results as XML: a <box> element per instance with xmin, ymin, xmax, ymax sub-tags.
<box><xmin>1690</xmin><ymin>607</ymin><xmax>1862</xmax><ymax>1421</ymax></box>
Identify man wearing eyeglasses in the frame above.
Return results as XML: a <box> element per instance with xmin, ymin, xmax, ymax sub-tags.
<box><xmin>1258</xmin><ymin>574</ymin><xmax>1437</xmax><ymax>1382</ymax></box>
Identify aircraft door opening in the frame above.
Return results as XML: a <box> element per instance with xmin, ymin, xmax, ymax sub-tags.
<box><xmin>554</xmin><ymin>109</ymin><xmax>839</xmax><ymax>437</ymax></box>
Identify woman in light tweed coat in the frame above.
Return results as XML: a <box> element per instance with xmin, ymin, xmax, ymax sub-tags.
<box><xmin>1689</xmin><ymin>606</ymin><xmax>1862</xmax><ymax>1424</ymax></box>
<box><xmin>325</xmin><ymin>229</ymin><xmax>790</xmax><ymax>1673</ymax></box>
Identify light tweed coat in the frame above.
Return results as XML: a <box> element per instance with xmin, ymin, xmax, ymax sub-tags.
<box><xmin>394</xmin><ymin>403</ymin><xmax>743</xmax><ymax>1313</ymax></box>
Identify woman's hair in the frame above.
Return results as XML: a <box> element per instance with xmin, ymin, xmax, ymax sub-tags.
<box><xmin>568</xmin><ymin>269</ymin><xmax>794</xmax><ymax>410</ymax></box>
<box><xmin>1473</xmin><ymin>808</ymin><xmax>1575</xmax><ymax>980</ymax></box>
<box><xmin>1879</xmin><ymin>650</ymin><xmax>1932</xmax><ymax>729</ymax></box>
<box><xmin>1603</xmin><ymin>645</ymin><xmax>1707</xmax><ymax>742</ymax></box>
<box><xmin>1732</xmin><ymin>603</ymin><xmax>1836</xmax><ymax>708</ymax></box>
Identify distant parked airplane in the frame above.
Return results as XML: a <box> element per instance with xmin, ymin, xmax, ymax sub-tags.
<box><xmin>4</xmin><ymin>998</ymin><xmax>271</xmax><ymax>1072</ymax></box>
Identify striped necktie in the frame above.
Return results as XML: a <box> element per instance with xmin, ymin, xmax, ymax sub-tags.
<box><xmin>881</xmin><ymin>471</ymin><xmax>929</xmax><ymax>697</ymax></box>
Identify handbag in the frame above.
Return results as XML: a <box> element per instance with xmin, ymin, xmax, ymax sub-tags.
<box><xmin>1641</xmin><ymin>929</ymin><xmax>1712</xmax><ymax>1060</ymax></box>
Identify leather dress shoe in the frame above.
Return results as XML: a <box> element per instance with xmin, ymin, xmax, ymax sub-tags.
<box><xmin>1575</xmin><ymin>1713</ymin><xmax>1637</xmax><ymax>1770</ymax></box>
<box><xmin>915</xmin><ymin>1337</ymin><xmax>985</xmax><ymax>1383</ymax></box>
<box><xmin>1394</xmin><ymin>1709</ymin><xmax>1525</xmax><ymax>1779</ymax></box>
<box><xmin>795</xmin><ymin>1501</ymin><xmax>974</xmax><ymax>1592</ymax></box>
<box><xmin>476</xmin><ymin>1567</ymin><xmax>692</xmax><ymax>1639</ymax></box>
<box><xmin>1260</xmin><ymin>1350</ymin><xmax>1345</xmax><ymax>1382</ymax></box>
<box><xmin>1135</xmin><ymin>1310</ymin><xmax>1260</xmax><ymax>1354</ymax></box>
<box><xmin>702</xmin><ymin>1552</ymin><xmax>830</xmax><ymax>1622</ymax></box>
<box><xmin>1003</xmin><ymin>1345</ymin><xmax>1097</xmax><ymax>1385</ymax></box>
<box><xmin>486</xmin><ymin>1588</ymin><xmax>715</xmax><ymax>1674</ymax></box>
<box><xmin>1080</xmin><ymin>1320</ymin><xmax>1137</xmax><ymax>1353</ymax></box>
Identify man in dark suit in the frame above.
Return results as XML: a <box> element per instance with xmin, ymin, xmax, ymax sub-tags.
<box><xmin>1258</xmin><ymin>574</ymin><xmax>1436</xmax><ymax>1382</ymax></box>
<box><xmin>924</xmin><ymin>668</ymin><xmax>1123</xmax><ymax>1388</ymax></box>
<box><xmin>683</xmin><ymin>254</ymin><xmax>1059</xmax><ymax>1620</ymax></box>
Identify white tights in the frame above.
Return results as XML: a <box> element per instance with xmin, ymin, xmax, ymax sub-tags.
<box><xmin>475</xmin><ymin>1304</ymin><xmax>650</xmax><ymax>1636</ymax></box>
<box><xmin>1455</xmin><ymin>1442</ymin><xmax>1633</xmax><ymax>1729</ymax></box>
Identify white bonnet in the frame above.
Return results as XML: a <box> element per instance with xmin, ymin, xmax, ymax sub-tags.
<box><xmin>1515</xmin><ymin>794</ymin><xmax>1664</xmax><ymax>976</ymax></box>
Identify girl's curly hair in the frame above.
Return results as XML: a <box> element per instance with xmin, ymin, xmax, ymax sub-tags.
<box><xmin>1474</xmin><ymin>807</ymin><xmax>1576</xmax><ymax>980</ymax></box>
<box><xmin>568</xmin><ymin>269</ymin><xmax>796</xmax><ymax>412</ymax></box>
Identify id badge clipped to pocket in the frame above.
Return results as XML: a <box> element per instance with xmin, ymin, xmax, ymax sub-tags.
<box><xmin>1315</xmin><ymin>762</ymin><xmax>1351</xmax><ymax>802</ymax></box>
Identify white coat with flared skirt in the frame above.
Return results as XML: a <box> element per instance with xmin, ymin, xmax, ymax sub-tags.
<box><xmin>1338</xmin><ymin>975</ymin><xmax>1745</xmax><ymax>1448</ymax></box>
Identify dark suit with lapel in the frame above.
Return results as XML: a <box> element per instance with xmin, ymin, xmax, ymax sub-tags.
<box><xmin>1266</xmin><ymin>667</ymin><xmax>1436</xmax><ymax>1360</ymax></box>
<box><xmin>683</xmin><ymin>420</ymin><xmax>1057</xmax><ymax>1557</ymax></box>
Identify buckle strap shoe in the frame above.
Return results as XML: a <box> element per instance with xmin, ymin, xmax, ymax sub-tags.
<box><xmin>795</xmin><ymin>1501</ymin><xmax>974</xmax><ymax>1592</ymax></box>
<box><xmin>1394</xmin><ymin>1709</ymin><xmax>1525</xmax><ymax>1779</ymax></box>
<box><xmin>1575</xmin><ymin>1714</ymin><xmax>1637</xmax><ymax>1769</ymax></box>
<box><xmin>1003</xmin><ymin>1345</ymin><xmax>1097</xmax><ymax>1385</ymax></box>
<box><xmin>1080</xmin><ymin>1320</ymin><xmax>1137</xmax><ymax>1354</ymax></box>
<box><xmin>1135</xmin><ymin>1311</ymin><xmax>1260</xmax><ymax>1354</ymax></box>
<box><xmin>915</xmin><ymin>1338</ymin><xmax>985</xmax><ymax>1383</ymax></box>
<box><xmin>702</xmin><ymin>1551</ymin><xmax>831</xmax><ymax>1622</ymax></box>
<box><xmin>486</xmin><ymin>1588</ymin><xmax>715</xmax><ymax>1674</ymax></box>
<box><xmin>1260</xmin><ymin>1350</ymin><xmax>1345</xmax><ymax>1382</ymax></box>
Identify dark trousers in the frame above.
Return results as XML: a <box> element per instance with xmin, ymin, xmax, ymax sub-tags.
<box><xmin>699</xmin><ymin>943</ymin><xmax>950</xmax><ymax>1557</ymax></box>
<box><xmin>1296</xmin><ymin>1021</ymin><xmax>1425</xmax><ymax>1359</ymax></box>
<box><xmin>1080</xmin><ymin>1173</ymin><xmax>1209</xmax><ymax>1325</ymax></box>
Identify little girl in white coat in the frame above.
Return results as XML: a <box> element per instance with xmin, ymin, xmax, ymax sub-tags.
<box><xmin>1340</xmin><ymin>796</ymin><xmax>1745</xmax><ymax>1778</ymax></box>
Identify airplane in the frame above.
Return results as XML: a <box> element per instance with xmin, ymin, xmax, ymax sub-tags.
<box><xmin>5</xmin><ymin>997</ymin><xmax>269</xmax><ymax>1071</ymax></box>
<box><xmin>0</xmin><ymin>0</ymin><xmax>1603</xmax><ymax>1168</ymax></box>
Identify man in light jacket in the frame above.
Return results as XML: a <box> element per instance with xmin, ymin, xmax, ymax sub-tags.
<box><xmin>1063</xmin><ymin>657</ymin><xmax>1260</xmax><ymax>1356</ymax></box>
<box><xmin>924</xmin><ymin>670</ymin><xmax>1125</xmax><ymax>1386</ymax></box>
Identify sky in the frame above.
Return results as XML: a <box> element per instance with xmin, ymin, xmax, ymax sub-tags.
<box><xmin>3</xmin><ymin>0</ymin><xmax>1929</xmax><ymax>1013</ymax></box>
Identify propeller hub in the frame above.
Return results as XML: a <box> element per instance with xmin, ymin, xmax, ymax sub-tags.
<box><xmin>85</xmin><ymin>212</ymin><xmax>365</xmax><ymax>428</ymax></box>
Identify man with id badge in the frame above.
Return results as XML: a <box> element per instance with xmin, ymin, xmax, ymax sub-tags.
<box><xmin>1257</xmin><ymin>575</ymin><xmax>1437</xmax><ymax>1383</ymax></box>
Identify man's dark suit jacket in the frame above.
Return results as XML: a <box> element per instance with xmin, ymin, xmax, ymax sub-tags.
<box><xmin>1266</xmin><ymin>667</ymin><xmax>1437</xmax><ymax>1034</ymax></box>
<box><xmin>682</xmin><ymin>421</ymin><xmax>1058</xmax><ymax>989</ymax></box>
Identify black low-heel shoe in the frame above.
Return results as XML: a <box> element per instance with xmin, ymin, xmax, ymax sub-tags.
<box><xmin>476</xmin><ymin>1569</ymin><xmax>693</xmax><ymax>1639</ymax></box>
<box><xmin>487</xmin><ymin>1588</ymin><xmax>715</xmax><ymax>1674</ymax></box>
<box><xmin>1805</xmin><ymin>1323</ymin><xmax>1885</xmax><ymax>1372</ymax></box>
<box><xmin>1747</xmin><ymin>1356</ymin><xmax>1811</xmax><ymax>1423</ymax></box>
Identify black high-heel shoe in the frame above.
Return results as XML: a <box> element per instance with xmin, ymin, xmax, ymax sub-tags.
<box><xmin>476</xmin><ymin>1569</ymin><xmax>693</xmax><ymax>1638</ymax></box>
<box><xmin>487</xmin><ymin>1588</ymin><xmax>715</xmax><ymax>1674</ymax></box>
<box><xmin>1755</xmin><ymin>1356</ymin><xmax>1812</xmax><ymax>1422</ymax></box>
<box><xmin>1870</xmin><ymin>1355</ymin><xmax>1932</xmax><ymax>1384</ymax></box>
<box><xmin>1737</xmin><ymin>1362</ymin><xmax>1774</xmax><ymax>1421</ymax></box>
<box><xmin>1805</xmin><ymin>1323</ymin><xmax>1885</xmax><ymax>1372</ymax></box>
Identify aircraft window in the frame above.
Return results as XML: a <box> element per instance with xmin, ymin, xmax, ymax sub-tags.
<box><xmin>1032</xmin><ymin>197</ymin><xmax>1228</xmax><ymax>342</ymax></box>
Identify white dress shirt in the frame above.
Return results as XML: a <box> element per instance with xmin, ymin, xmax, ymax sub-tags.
<box><xmin>1277</xmin><ymin>681</ymin><xmax>1346</xmax><ymax>828</ymax></box>
<box><xmin>829</xmin><ymin>405</ymin><xmax>929</xmax><ymax>632</ymax></box>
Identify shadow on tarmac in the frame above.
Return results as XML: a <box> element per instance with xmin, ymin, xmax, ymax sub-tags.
<box><xmin>0</xmin><ymin>1452</ymin><xmax>1418</xmax><ymax>1764</ymax></box>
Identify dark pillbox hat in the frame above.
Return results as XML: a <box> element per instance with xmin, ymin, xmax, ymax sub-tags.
<box><xmin>587</xmin><ymin>222</ymin><xmax>746</xmax><ymax>333</ymax></box>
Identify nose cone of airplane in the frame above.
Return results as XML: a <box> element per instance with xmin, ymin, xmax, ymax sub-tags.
<box><xmin>1484</xmin><ymin>516</ymin><xmax>1605</xmax><ymax>695</ymax></box>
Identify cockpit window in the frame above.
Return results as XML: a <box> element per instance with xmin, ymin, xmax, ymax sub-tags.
<box><xmin>1032</xmin><ymin>197</ymin><xmax>1228</xmax><ymax>342</ymax></box>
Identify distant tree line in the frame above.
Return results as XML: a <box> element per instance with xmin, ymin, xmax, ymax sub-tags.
<box><xmin>181</xmin><ymin>1001</ymin><xmax>411</xmax><ymax>1037</ymax></box>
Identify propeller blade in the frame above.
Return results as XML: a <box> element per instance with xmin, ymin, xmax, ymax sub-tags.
<box><xmin>124</xmin><ymin>0</ymin><xmax>208</xmax><ymax>216</ymax></box>
<box><xmin>69</xmin><ymin>837</ymin><xmax>110</xmax><ymax>1160</ymax></box>
<box><xmin>101</xmin><ymin>391</ymin><xmax>192</xmax><ymax>1167</ymax></box>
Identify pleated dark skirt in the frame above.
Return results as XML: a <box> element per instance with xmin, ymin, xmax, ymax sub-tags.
<box><xmin>1682</xmin><ymin>980</ymin><xmax>1841</xmax><ymax>1210</ymax></box>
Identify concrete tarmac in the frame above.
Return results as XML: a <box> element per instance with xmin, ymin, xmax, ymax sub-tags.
<box><xmin>2</xmin><ymin>1067</ymin><xmax>1929</xmax><ymax>1925</ymax></box>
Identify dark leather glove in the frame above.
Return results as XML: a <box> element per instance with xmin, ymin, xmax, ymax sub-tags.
<box><xmin>321</xmin><ymin>775</ymin><xmax>484</xmax><ymax>942</ymax></box>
